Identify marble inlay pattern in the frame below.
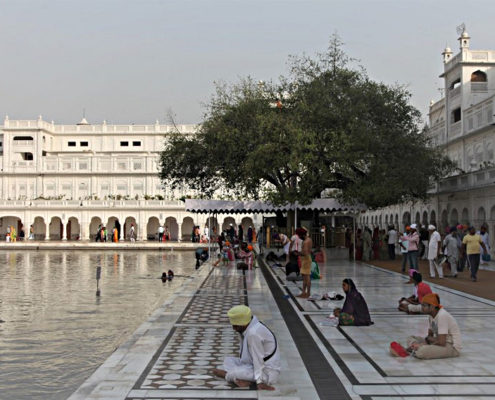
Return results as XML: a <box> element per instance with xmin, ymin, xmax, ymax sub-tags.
<box><xmin>201</xmin><ymin>274</ymin><xmax>245</xmax><ymax>291</ymax></box>
<box><xmin>179</xmin><ymin>293</ymin><xmax>247</xmax><ymax>324</ymax></box>
<box><xmin>140</xmin><ymin>326</ymin><xmax>241</xmax><ymax>390</ymax></box>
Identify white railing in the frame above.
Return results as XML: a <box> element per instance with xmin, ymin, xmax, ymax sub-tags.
<box><xmin>437</xmin><ymin>166</ymin><xmax>495</xmax><ymax>193</ymax></box>
<box><xmin>13</xmin><ymin>140</ymin><xmax>34</xmax><ymax>146</ymax></box>
<box><xmin>0</xmin><ymin>199</ymin><xmax>185</xmax><ymax>208</ymax></box>
<box><xmin>449</xmin><ymin>86</ymin><xmax>461</xmax><ymax>99</ymax></box>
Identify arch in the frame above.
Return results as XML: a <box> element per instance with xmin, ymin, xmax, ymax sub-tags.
<box><xmin>181</xmin><ymin>216</ymin><xmax>195</xmax><ymax>241</ymax></box>
<box><xmin>49</xmin><ymin>216</ymin><xmax>63</xmax><ymax>240</ymax></box>
<box><xmin>385</xmin><ymin>215</ymin><xmax>389</xmax><ymax>225</ymax></box>
<box><xmin>124</xmin><ymin>216</ymin><xmax>137</xmax><ymax>241</ymax></box>
<box><xmin>241</xmin><ymin>217</ymin><xmax>254</xmax><ymax>233</ymax></box>
<box><xmin>146</xmin><ymin>217</ymin><xmax>160</xmax><ymax>240</ymax></box>
<box><xmin>478</xmin><ymin>207</ymin><xmax>486</xmax><ymax>223</ymax></box>
<box><xmin>471</xmin><ymin>70</ymin><xmax>487</xmax><ymax>82</ymax></box>
<box><xmin>430</xmin><ymin>210</ymin><xmax>436</xmax><ymax>226</ymax></box>
<box><xmin>222</xmin><ymin>217</ymin><xmax>236</xmax><ymax>232</ymax></box>
<box><xmin>67</xmin><ymin>217</ymin><xmax>80</xmax><ymax>240</ymax></box>
<box><xmin>415</xmin><ymin>212</ymin><xmax>420</xmax><ymax>224</ymax></box>
<box><xmin>394</xmin><ymin>214</ymin><xmax>399</xmax><ymax>229</ymax></box>
<box><xmin>106</xmin><ymin>216</ymin><xmax>121</xmax><ymax>242</ymax></box>
<box><xmin>0</xmin><ymin>216</ymin><xmax>23</xmax><ymax>241</ymax></box>
<box><xmin>490</xmin><ymin>205</ymin><xmax>495</xmax><ymax>221</ymax></box>
<box><xmin>165</xmin><ymin>216</ymin><xmax>179</xmax><ymax>241</ymax></box>
<box><xmin>205</xmin><ymin>216</ymin><xmax>219</xmax><ymax>237</ymax></box>
<box><xmin>32</xmin><ymin>216</ymin><xmax>46</xmax><ymax>240</ymax></box>
<box><xmin>450</xmin><ymin>209</ymin><xmax>458</xmax><ymax>226</ymax></box>
<box><xmin>440</xmin><ymin>210</ymin><xmax>448</xmax><ymax>232</ymax></box>
<box><xmin>461</xmin><ymin>208</ymin><xmax>470</xmax><ymax>225</ymax></box>
<box><xmin>422</xmin><ymin>211</ymin><xmax>428</xmax><ymax>226</ymax></box>
<box><xmin>402</xmin><ymin>212</ymin><xmax>411</xmax><ymax>229</ymax></box>
<box><xmin>379</xmin><ymin>215</ymin><xmax>382</xmax><ymax>228</ymax></box>
<box><xmin>90</xmin><ymin>217</ymin><xmax>102</xmax><ymax>241</ymax></box>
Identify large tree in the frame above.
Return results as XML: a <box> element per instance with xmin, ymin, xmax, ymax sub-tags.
<box><xmin>159</xmin><ymin>35</ymin><xmax>453</xmax><ymax>208</ymax></box>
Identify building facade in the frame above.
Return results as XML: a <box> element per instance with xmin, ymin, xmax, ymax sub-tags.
<box><xmin>0</xmin><ymin>118</ymin><xmax>258</xmax><ymax>240</ymax></box>
<box><xmin>360</xmin><ymin>29</ymin><xmax>495</xmax><ymax>252</ymax></box>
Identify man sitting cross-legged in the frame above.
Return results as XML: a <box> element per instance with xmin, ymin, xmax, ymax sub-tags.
<box><xmin>406</xmin><ymin>293</ymin><xmax>462</xmax><ymax>359</ymax></box>
<box><xmin>398</xmin><ymin>271</ymin><xmax>432</xmax><ymax>314</ymax></box>
<box><xmin>212</xmin><ymin>305</ymin><xmax>280</xmax><ymax>390</ymax></box>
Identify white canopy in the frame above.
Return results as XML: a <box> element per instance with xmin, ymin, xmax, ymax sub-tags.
<box><xmin>184</xmin><ymin>198</ymin><xmax>365</xmax><ymax>214</ymax></box>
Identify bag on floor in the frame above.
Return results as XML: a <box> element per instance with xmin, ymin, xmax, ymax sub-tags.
<box><xmin>310</xmin><ymin>261</ymin><xmax>320</xmax><ymax>280</ymax></box>
<box><xmin>389</xmin><ymin>341</ymin><xmax>409</xmax><ymax>358</ymax></box>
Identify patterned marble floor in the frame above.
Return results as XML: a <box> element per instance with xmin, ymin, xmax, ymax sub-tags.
<box><xmin>131</xmin><ymin>269</ymin><xmax>251</xmax><ymax>394</ymax></box>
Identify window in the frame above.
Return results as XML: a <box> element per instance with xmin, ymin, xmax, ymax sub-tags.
<box><xmin>79</xmin><ymin>183</ymin><xmax>87</xmax><ymax>190</ymax></box>
<box><xmin>63</xmin><ymin>161</ymin><xmax>72</xmax><ymax>170</ymax></box>
<box><xmin>133</xmin><ymin>162</ymin><xmax>142</xmax><ymax>170</ymax></box>
<box><xmin>117</xmin><ymin>184</ymin><xmax>127</xmax><ymax>191</ymax></box>
<box><xmin>22</xmin><ymin>152</ymin><xmax>33</xmax><ymax>160</ymax></box>
<box><xmin>62</xmin><ymin>183</ymin><xmax>72</xmax><ymax>191</ymax></box>
<box><xmin>471</xmin><ymin>70</ymin><xmax>487</xmax><ymax>82</ymax></box>
<box><xmin>0</xmin><ymin>142</ymin><xmax>3</xmax><ymax>146</ymax></box>
<box><xmin>452</xmin><ymin>108</ymin><xmax>461</xmax><ymax>123</ymax></box>
<box><xmin>68</xmin><ymin>141</ymin><xmax>76</xmax><ymax>147</ymax></box>
<box><xmin>79</xmin><ymin>162</ymin><xmax>88</xmax><ymax>170</ymax></box>
<box><xmin>101</xmin><ymin>184</ymin><xmax>109</xmax><ymax>191</ymax></box>
<box><xmin>133</xmin><ymin>183</ymin><xmax>143</xmax><ymax>191</ymax></box>
<box><xmin>80</xmin><ymin>141</ymin><xmax>89</xmax><ymax>147</ymax></box>
<box><xmin>13</xmin><ymin>136</ymin><xmax>33</xmax><ymax>141</ymax></box>
<box><xmin>132</xmin><ymin>141</ymin><xmax>141</xmax><ymax>147</ymax></box>
<box><xmin>120</xmin><ymin>141</ymin><xmax>129</xmax><ymax>146</ymax></box>
<box><xmin>117</xmin><ymin>162</ymin><xmax>127</xmax><ymax>170</ymax></box>
<box><xmin>450</xmin><ymin>78</ymin><xmax>461</xmax><ymax>89</ymax></box>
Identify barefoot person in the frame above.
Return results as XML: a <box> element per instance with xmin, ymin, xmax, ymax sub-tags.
<box><xmin>212</xmin><ymin>305</ymin><xmax>280</xmax><ymax>390</ymax></box>
<box><xmin>406</xmin><ymin>293</ymin><xmax>462</xmax><ymax>359</ymax></box>
<box><xmin>296</xmin><ymin>227</ymin><xmax>313</xmax><ymax>298</ymax></box>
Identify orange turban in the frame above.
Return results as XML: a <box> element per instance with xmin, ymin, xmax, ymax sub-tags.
<box><xmin>422</xmin><ymin>293</ymin><xmax>442</xmax><ymax>308</ymax></box>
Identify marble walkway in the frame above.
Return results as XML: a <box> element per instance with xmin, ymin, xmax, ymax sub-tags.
<box><xmin>69</xmin><ymin>251</ymin><xmax>495</xmax><ymax>400</ymax></box>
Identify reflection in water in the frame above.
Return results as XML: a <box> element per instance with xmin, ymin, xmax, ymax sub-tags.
<box><xmin>0</xmin><ymin>250</ymin><xmax>196</xmax><ymax>400</ymax></box>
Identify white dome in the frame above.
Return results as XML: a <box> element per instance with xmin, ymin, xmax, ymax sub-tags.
<box><xmin>461</xmin><ymin>31</ymin><xmax>470</xmax><ymax>38</ymax></box>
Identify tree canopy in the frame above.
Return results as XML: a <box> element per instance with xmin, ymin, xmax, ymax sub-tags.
<box><xmin>159</xmin><ymin>35</ymin><xmax>454</xmax><ymax>209</ymax></box>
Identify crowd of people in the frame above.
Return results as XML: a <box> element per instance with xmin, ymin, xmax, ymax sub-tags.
<box><xmin>350</xmin><ymin>223</ymin><xmax>491</xmax><ymax>282</ymax></box>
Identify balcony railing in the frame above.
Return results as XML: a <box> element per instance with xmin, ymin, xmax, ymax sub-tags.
<box><xmin>464</xmin><ymin>94</ymin><xmax>494</xmax><ymax>135</ymax></box>
<box><xmin>0</xmin><ymin>199</ymin><xmax>185</xmax><ymax>208</ymax></box>
<box><xmin>437</xmin><ymin>166</ymin><xmax>495</xmax><ymax>193</ymax></box>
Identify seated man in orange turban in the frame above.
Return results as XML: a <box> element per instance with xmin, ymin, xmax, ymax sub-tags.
<box><xmin>406</xmin><ymin>293</ymin><xmax>462</xmax><ymax>359</ymax></box>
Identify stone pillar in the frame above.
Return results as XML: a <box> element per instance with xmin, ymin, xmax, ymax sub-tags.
<box><xmin>62</xmin><ymin>221</ymin><xmax>67</xmax><ymax>241</ymax></box>
<box><xmin>138</xmin><ymin>212</ymin><xmax>146</xmax><ymax>241</ymax></box>
<box><xmin>120</xmin><ymin>223</ymin><xmax>125</xmax><ymax>241</ymax></box>
<box><xmin>178</xmin><ymin>223</ymin><xmax>182</xmax><ymax>242</ymax></box>
<box><xmin>45</xmin><ymin>222</ymin><xmax>50</xmax><ymax>240</ymax></box>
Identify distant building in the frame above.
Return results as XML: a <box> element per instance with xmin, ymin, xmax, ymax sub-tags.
<box><xmin>0</xmin><ymin>118</ymin><xmax>256</xmax><ymax>240</ymax></box>
<box><xmin>360</xmin><ymin>28</ymin><xmax>495</xmax><ymax>252</ymax></box>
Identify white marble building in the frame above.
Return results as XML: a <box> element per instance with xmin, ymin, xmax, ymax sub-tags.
<box><xmin>0</xmin><ymin>118</ymin><xmax>257</xmax><ymax>240</ymax></box>
<box><xmin>360</xmin><ymin>29</ymin><xmax>495</xmax><ymax>251</ymax></box>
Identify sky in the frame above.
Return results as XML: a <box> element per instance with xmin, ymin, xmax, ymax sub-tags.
<box><xmin>0</xmin><ymin>0</ymin><xmax>493</xmax><ymax>125</ymax></box>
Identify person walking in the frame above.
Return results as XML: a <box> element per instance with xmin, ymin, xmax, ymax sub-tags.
<box><xmin>296</xmin><ymin>228</ymin><xmax>313</xmax><ymax>299</ymax></box>
<box><xmin>158</xmin><ymin>225</ymin><xmax>164</xmax><ymax>242</ymax></box>
<box><xmin>420</xmin><ymin>225</ymin><xmax>429</xmax><ymax>260</ymax></box>
<box><xmin>129</xmin><ymin>224</ymin><xmax>136</xmax><ymax>242</ymax></box>
<box><xmin>478</xmin><ymin>225</ymin><xmax>490</xmax><ymax>265</ymax></box>
<box><xmin>362</xmin><ymin>227</ymin><xmax>372</xmax><ymax>262</ymax></box>
<box><xmin>387</xmin><ymin>225</ymin><xmax>398</xmax><ymax>260</ymax></box>
<box><xmin>443</xmin><ymin>227</ymin><xmax>459</xmax><ymax>277</ymax></box>
<box><xmin>462</xmin><ymin>226</ymin><xmax>487</xmax><ymax>282</ymax></box>
<box><xmin>427</xmin><ymin>225</ymin><xmax>443</xmax><ymax>278</ymax></box>
<box><xmin>401</xmin><ymin>224</ymin><xmax>420</xmax><ymax>271</ymax></box>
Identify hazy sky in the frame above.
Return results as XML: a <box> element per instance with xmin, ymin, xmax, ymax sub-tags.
<box><xmin>0</xmin><ymin>0</ymin><xmax>493</xmax><ymax>125</ymax></box>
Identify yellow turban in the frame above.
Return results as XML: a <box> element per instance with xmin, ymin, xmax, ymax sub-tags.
<box><xmin>227</xmin><ymin>305</ymin><xmax>252</xmax><ymax>326</ymax></box>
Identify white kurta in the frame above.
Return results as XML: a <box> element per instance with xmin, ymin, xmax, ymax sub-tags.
<box><xmin>223</xmin><ymin>315</ymin><xmax>281</xmax><ymax>385</ymax></box>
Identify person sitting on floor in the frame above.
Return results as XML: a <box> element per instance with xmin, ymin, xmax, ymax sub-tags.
<box><xmin>398</xmin><ymin>271</ymin><xmax>432</xmax><ymax>314</ymax></box>
<box><xmin>313</xmin><ymin>244</ymin><xmax>326</xmax><ymax>263</ymax></box>
<box><xmin>285</xmin><ymin>251</ymin><xmax>300</xmax><ymax>277</ymax></box>
<box><xmin>237</xmin><ymin>242</ymin><xmax>254</xmax><ymax>269</ymax></box>
<box><xmin>212</xmin><ymin>305</ymin><xmax>280</xmax><ymax>390</ymax></box>
<box><xmin>405</xmin><ymin>293</ymin><xmax>462</xmax><ymax>359</ymax></box>
<box><xmin>333</xmin><ymin>279</ymin><xmax>373</xmax><ymax>326</ymax></box>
